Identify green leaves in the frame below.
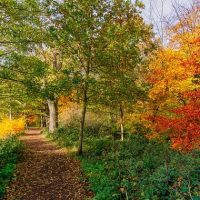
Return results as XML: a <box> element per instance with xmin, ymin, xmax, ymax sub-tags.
<box><xmin>0</xmin><ymin>136</ymin><xmax>23</xmax><ymax>198</ymax></box>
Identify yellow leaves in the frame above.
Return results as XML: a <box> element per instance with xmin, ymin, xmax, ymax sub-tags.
<box><xmin>148</xmin><ymin>46</ymin><xmax>197</xmax><ymax>101</ymax></box>
<box><xmin>172</xmin><ymin>78</ymin><xmax>199</xmax><ymax>93</ymax></box>
<box><xmin>129</xmin><ymin>113</ymin><xmax>142</xmax><ymax>122</ymax></box>
<box><xmin>0</xmin><ymin>118</ymin><xmax>25</xmax><ymax>139</ymax></box>
<box><xmin>149</xmin><ymin>80</ymin><xmax>167</xmax><ymax>100</ymax></box>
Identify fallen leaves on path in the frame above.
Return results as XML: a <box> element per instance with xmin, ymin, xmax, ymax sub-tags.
<box><xmin>2</xmin><ymin>129</ymin><xmax>92</xmax><ymax>200</ymax></box>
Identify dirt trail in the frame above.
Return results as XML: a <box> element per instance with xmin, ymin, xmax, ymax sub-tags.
<box><xmin>3</xmin><ymin>129</ymin><xmax>92</xmax><ymax>200</ymax></box>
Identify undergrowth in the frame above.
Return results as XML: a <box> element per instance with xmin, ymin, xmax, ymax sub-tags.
<box><xmin>0</xmin><ymin>135</ymin><xmax>23</xmax><ymax>198</ymax></box>
<box><xmin>46</xmin><ymin>124</ymin><xmax>200</xmax><ymax>200</ymax></box>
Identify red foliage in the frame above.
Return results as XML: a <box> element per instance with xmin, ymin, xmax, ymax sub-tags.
<box><xmin>148</xmin><ymin>89</ymin><xmax>200</xmax><ymax>151</ymax></box>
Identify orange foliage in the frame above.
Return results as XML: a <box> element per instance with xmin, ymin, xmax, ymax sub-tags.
<box><xmin>145</xmin><ymin>4</ymin><xmax>200</xmax><ymax>151</ymax></box>
<box><xmin>27</xmin><ymin>115</ymin><xmax>38</xmax><ymax>125</ymax></box>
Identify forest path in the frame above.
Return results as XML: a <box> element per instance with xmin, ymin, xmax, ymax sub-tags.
<box><xmin>3</xmin><ymin>129</ymin><xmax>92</xmax><ymax>200</ymax></box>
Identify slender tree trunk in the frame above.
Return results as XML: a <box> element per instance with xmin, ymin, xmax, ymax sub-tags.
<box><xmin>119</xmin><ymin>104</ymin><xmax>124</xmax><ymax>141</ymax></box>
<box><xmin>49</xmin><ymin>49</ymin><xmax>60</xmax><ymax>131</ymax></box>
<box><xmin>9</xmin><ymin>107</ymin><xmax>12</xmax><ymax>120</ymax></box>
<box><xmin>45</xmin><ymin>102</ymin><xmax>49</xmax><ymax>128</ymax></box>
<box><xmin>43</xmin><ymin>116</ymin><xmax>47</xmax><ymax>127</ymax></box>
<box><xmin>77</xmin><ymin>61</ymin><xmax>90</xmax><ymax>155</ymax></box>
<box><xmin>47</xmin><ymin>100</ymin><xmax>57</xmax><ymax>133</ymax></box>
<box><xmin>40</xmin><ymin>115</ymin><xmax>47</xmax><ymax>128</ymax></box>
<box><xmin>55</xmin><ymin>99</ymin><xmax>59</xmax><ymax>128</ymax></box>
<box><xmin>78</xmin><ymin>88</ymin><xmax>87</xmax><ymax>155</ymax></box>
<box><xmin>77</xmin><ymin>53</ymin><xmax>90</xmax><ymax>155</ymax></box>
<box><xmin>40</xmin><ymin>115</ymin><xmax>43</xmax><ymax>128</ymax></box>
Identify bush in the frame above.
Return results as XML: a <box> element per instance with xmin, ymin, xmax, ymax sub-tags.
<box><xmin>0</xmin><ymin>118</ymin><xmax>25</xmax><ymax>139</ymax></box>
<box><xmin>0</xmin><ymin>136</ymin><xmax>23</xmax><ymax>198</ymax></box>
<box><xmin>46</xmin><ymin>123</ymin><xmax>200</xmax><ymax>200</ymax></box>
<box><xmin>45</xmin><ymin>125</ymin><xmax>79</xmax><ymax>150</ymax></box>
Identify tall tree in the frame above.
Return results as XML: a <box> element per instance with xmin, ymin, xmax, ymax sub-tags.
<box><xmin>0</xmin><ymin>0</ymin><xmax>72</xmax><ymax>132</ymax></box>
<box><xmin>94</xmin><ymin>0</ymin><xmax>153</xmax><ymax>140</ymax></box>
<box><xmin>51</xmin><ymin>0</ymin><xmax>153</xmax><ymax>153</ymax></box>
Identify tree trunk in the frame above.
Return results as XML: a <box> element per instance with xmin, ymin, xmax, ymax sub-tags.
<box><xmin>77</xmin><ymin>88</ymin><xmax>87</xmax><ymax>155</ymax></box>
<box><xmin>120</xmin><ymin>104</ymin><xmax>124</xmax><ymax>141</ymax></box>
<box><xmin>40</xmin><ymin>114</ymin><xmax>47</xmax><ymax>128</ymax></box>
<box><xmin>77</xmin><ymin>54</ymin><xmax>90</xmax><ymax>155</ymax></box>
<box><xmin>45</xmin><ymin>102</ymin><xmax>49</xmax><ymax>128</ymax></box>
<box><xmin>47</xmin><ymin>100</ymin><xmax>57</xmax><ymax>133</ymax></box>
<box><xmin>40</xmin><ymin>115</ymin><xmax>43</xmax><ymax>128</ymax></box>
<box><xmin>55</xmin><ymin>99</ymin><xmax>59</xmax><ymax>128</ymax></box>
<box><xmin>9</xmin><ymin>107</ymin><xmax>12</xmax><ymax>120</ymax></box>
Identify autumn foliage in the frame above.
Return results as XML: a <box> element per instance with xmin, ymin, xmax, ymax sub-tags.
<box><xmin>0</xmin><ymin>118</ymin><xmax>25</xmax><ymax>139</ymax></box>
<box><xmin>146</xmin><ymin>4</ymin><xmax>200</xmax><ymax>151</ymax></box>
<box><xmin>148</xmin><ymin>90</ymin><xmax>200</xmax><ymax>151</ymax></box>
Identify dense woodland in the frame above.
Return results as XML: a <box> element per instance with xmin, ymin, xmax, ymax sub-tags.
<box><xmin>0</xmin><ymin>0</ymin><xmax>200</xmax><ymax>199</ymax></box>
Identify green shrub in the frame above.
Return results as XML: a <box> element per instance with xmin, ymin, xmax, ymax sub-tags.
<box><xmin>45</xmin><ymin>125</ymin><xmax>79</xmax><ymax>148</ymax></box>
<box><xmin>0</xmin><ymin>136</ymin><xmax>23</xmax><ymax>198</ymax></box>
<box><xmin>46</xmin><ymin>123</ymin><xmax>200</xmax><ymax>200</ymax></box>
